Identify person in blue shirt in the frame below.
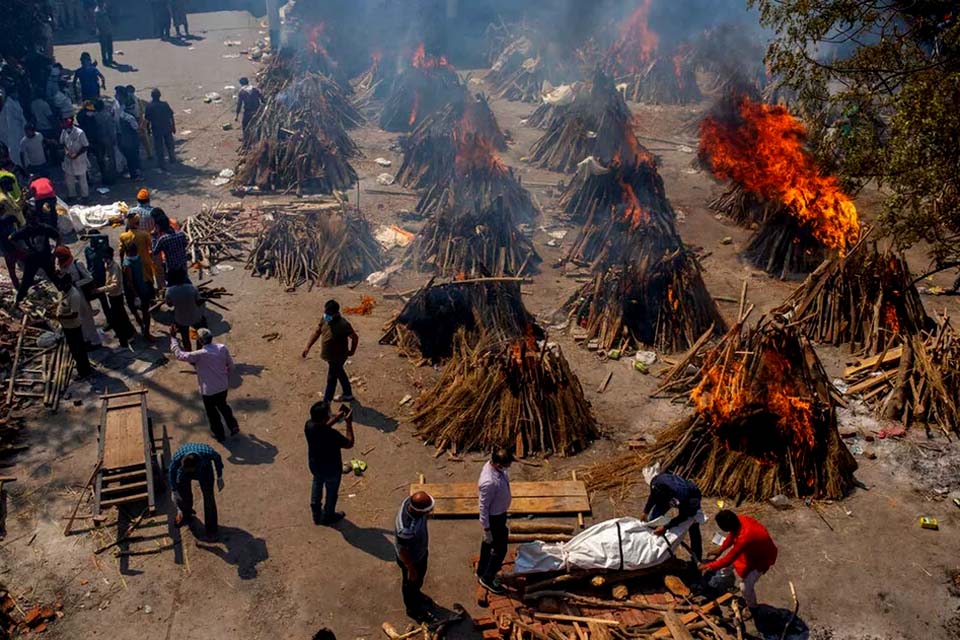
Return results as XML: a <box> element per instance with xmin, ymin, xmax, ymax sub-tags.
<box><xmin>169</xmin><ymin>442</ymin><xmax>224</xmax><ymax>539</ymax></box>
<box><xmin>640</xmin><ymin>472</ymin><xmax>703</xmax><ymax>562</ymax></box>
<box><xmin>73</xmin><ymin>52</ymin><xmax>105</xmax><ymax>102</ymax></box>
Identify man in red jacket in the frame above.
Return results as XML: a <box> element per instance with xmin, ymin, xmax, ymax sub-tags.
<box><xmin>700</xmin><ymin>510</ymin><xmax>778</xmax><ymax>612</ymax></box>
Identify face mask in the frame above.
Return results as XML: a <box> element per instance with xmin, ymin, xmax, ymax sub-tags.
<box><xmin>323</xmin><ymin>313</ymin><xmax>332</xmax><ymax>322</ymax></box>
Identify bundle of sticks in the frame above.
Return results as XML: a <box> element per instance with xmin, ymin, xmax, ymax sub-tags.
<box><xmin>562</xmin><ymin>248</ymin><xmax>726</xmax><ymax>353</ymax></box>
<box><xmin>560</xmin><ymin>150</ymin><xmax>667</xmax><ymax>225</ymax></box>
<box><xmin>486</xmin><ymin>36</ymin><xmax>544</xmax><ymax>103</ymax></box>
<box><xmin>525</xmin><ymin>99</ymin><xmax>568</xmax><ymax>129</ymax></box>
<box><xmin>743</xmin><ymin>211</ymin><xmax>826</xmax><ymax>279</ymax></box>
<box><xmin>380</xmin><ymin>277</ymin><xmax>539</xmax><ymax>362</ymax></box>
<box><xmin>414</xmin><ymin>168</ymin><xmax>539</xmax><ymax>226</ymax></box>
<box><xmin>395</xmin><ymin>93</ymin><xmax>507</xmax><ymax>191</ymax></box>
<box><xmin>615</xmin><ymin>51</ymin><xmax>702</xmax><ymax>105</ymax></box>
<box><xmin>412</xmin><ymin>330</ymin><xmax>598</xmax><ymax>457</ymax></box>
<box><xmin>379</xmin><ymin>53</ymin><xmax>463</xmax><ymax>132</ymax></box>
<box><xmin>527</xmin><ymin>69</ymin><xmax>636</xmax><ymax>173</ymax></box>
<box><xmin>586</xmin><ymin>315</ymin><xmax>857</xmax><ymax>500</ymax></box>
<box><xmin>246</xmin><ymin>207</ymin><xmax>383</xmax><ymax>290</ymax></box>
<box><xmin>405</xmin><ymin>192</ymin><xmax>539</xmax><ymax>278</ymax></box>
<box><xmin>842</xmin><ymin>314</ymin><xmax>960</xmax><ymax>433</ymax></box>
<box><xmin>708</xmin><ymin>183</ymin><xmax>781</xmax><ymax>228</ymax></box>
<box><xmin>351</xmin><ymin>53</ymin><xmax>397</xmax><ymax>110</ymax></box>
<box><xmin>780</xmin><ymin>239</ymin><xmax>930</xmax><ymax>354</ymax></box>
<box><xmin>181</xmin><ymin>203</ymin><xmax>256</xmax><ymax>269</ymax></box>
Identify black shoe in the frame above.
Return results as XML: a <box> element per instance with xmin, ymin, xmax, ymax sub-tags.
<box><xmin>408</xmin><ymin>609</ymin><xmax>437</xmax><ymax>624</ymax></box>
<box><xmin>320</xmin><ymin>512</ymin><xmax>345</xmax><ymax>526</ymax></box>
<box><xmin>478</xmin><ymin>576</ymin><xmax>507</xmax><ymax>595</ymax></box>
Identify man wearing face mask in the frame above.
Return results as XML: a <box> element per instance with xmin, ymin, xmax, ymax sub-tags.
<box><xmin>301</xmin><ymin>299</ymin><xmax>359</xmax><ymax>403</ymax></box>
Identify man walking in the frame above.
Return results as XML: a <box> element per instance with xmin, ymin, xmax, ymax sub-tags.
<box><xmin>10</xmin><ymin>212</ymin><xmax>59</xmax><ymax>304</ymax></box>
<box><xmin>640</xmin><ymin>472</ymin><xmax>703</xmax><ymax>562</ymax></box>
<box><xmin>235</xmin><ymin>77</ymin><xmax>261</xmax><ymax>132</ymax></box>
<box><xmin>95</xmin><ymin>246</ymin><xmax>136</xmax><ymax>348</ymax></box>
<box><xmin>477</xmin><ymin>448</ymin><xmax>512</xmax><ymax>595</ymax></box>
<box><xmin>59</xmin><ymin>117</ymin><xmax>90</xmax><ymax>202</ymax></box>
<box><xmin>304</xmin><ymin>401</ymin><xmax>354</xmax><ymax>525</ymax></box>
<box><xmin>94</xmin><ymin>1</ymin><xmax>114</xmax><ymax>66</ymax></box>
<box><xmin>73</xmin><ymin>52</ymin><xmax>105</xmax><ymax>102</ymax></box>
<box><xmin>700</xmin><ymin>510</ymin><xmax>778</xmax><ymax>615</ymax></box>
<box><xmin>394</xmin><ymin>491</ymin><xmax>436</xmax><ymax>622</ymax></box>
<box><xmin>145</xmin><ymin>88</ymin><xmax>176</xmax><ymax>169</ymax></box>
<box><xmin>53</xmin><ymin>274</ymin><xmax>93</xmax><ymax>379</ymax></box>
<box><xmin>301</xmin><ymin>299</ymin><xmax>358</xmax><ymax>402</ymax></box>
<box><xmin>169</xmin><ymin>442</ymin><xmax>224</xmax><ymax>540</ymax></box>
<box><xmin>170</xmin><ymin>326</ymin><xmax>239</xmax><ymax>442</ymax></box>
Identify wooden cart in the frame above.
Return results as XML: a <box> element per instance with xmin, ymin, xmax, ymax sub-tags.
<box><xmin>94</xmin><ymin>389</ymin><xmax>162</xmax><ymax>517</ymax></box>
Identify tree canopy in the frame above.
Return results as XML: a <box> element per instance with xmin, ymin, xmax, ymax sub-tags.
<box><xmin>751</xmin><ymin>0</ymin><xmax>959</xmax><ymax>267</ymax></box>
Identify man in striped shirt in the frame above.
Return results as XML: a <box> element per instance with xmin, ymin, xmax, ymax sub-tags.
<box><xmin>169</xmin><ymin>442</ymin><xmax>224</xmax><ymax>539</ymax></box>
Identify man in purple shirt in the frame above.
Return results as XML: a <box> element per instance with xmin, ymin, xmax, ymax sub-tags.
<box><xmin>477</xmin><ymin>448</ymin><xmax>513</xmax><ymax>594</ymax></box>
<box><xmin>170</xmin><ymin>325</ymin><xmax>240</xmax><ymax>442</ymax></box>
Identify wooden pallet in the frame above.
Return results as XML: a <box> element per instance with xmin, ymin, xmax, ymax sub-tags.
<box><xmin>410</xmin><ymin>473</ymin><xmax>590</xmax><ymax>518</ymax></box>
<box><xmin>94</xmin><ymin>389</ymin><xmax>159</xmax><ymax>516</ymax></box>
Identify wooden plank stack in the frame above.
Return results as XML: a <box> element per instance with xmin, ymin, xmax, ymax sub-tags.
<box><xmin>410</xmin><ymin>479</ymin><xmax>590</xmax><ymax>516</ymax></box>
<box><xmin>181</xmin><ymin>203</ymin><xmax>257</xmax><ymax>269</ymax></box>
<box><xmin>586</xmin><ymin>316</ymin><xmax>857</xmax><ymax>500</ymax></box>
<box><xmin>246</xmin><ymin>205</ymin><xmax>383</xmax><ymax>290</ymax></box>
<box><xmin>743</xmin><ymin>211</ymin><xmax>826</xmax><ymax>279</ymax></box>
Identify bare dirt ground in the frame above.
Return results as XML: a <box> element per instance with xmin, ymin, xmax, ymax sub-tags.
<box><xmin>2</xmin><ymin>10</ymin><xmax>960</xmax><ymax>640</ymax></box>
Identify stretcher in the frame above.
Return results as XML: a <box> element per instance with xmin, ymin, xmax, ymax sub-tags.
<box><xmin>94</xmin><ymin>389</ymin><xmax>163</xmax><ymax>516</ymax></box>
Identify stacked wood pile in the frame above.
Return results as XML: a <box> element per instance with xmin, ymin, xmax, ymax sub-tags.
<box><xmin>246</xmin><ymin>203</ymin><xmax>383</xmax><ymax>290</ymax></box>
<box><xmin>743</xmin><ymin>212</ymin><xmax>826</xmax><ymax>279</ymax></box>
<box><xmin>379</xmin><ymin>45</ymin><xmax>463</xmax><ymax>132</ymax></box>
<box><xmin>527</xmin><ymin>69</ymin><xmax>636</xmax><ymax>173</ymax></box>
<box><xmin>709</xmin><ymin>182</ymin><xmax>783</xmax><ymax>228</ymax></box>
<box><xmin>395</xmin><ymin>92</ymin><xmax>507</xmax><ymax>191</ymax></box>
<box><xmin>586</xmin><ymin>315</ymin><xmax>857</xmax><ymax>500</ymax></box>
<box><xmin>562</xmin><ymin>249</ymin><xmax>725</xmax><ymax>353</ymax></box>
<box><xmin>412</xmin><ymin>330</ymin><xmax>597</xmax><ymax>457</ymax></box>
<box><xmin>236</xmin><ymin>72</ymin><xmax>361</xmax><ymax>195</ymax></box>
<box><xmin>380</xmin><ymin>278</ymin><xmax>539</xmax><ymax>362</ymax></box>
<box><xmin>181</xmin><ymin>203</ymin><xmax>257</xmax><ymax>269</ymax></box>
<box><xmin>414</xmin><ymin>165</ymin><xmax>539</xmax><ymax>226</ymax></box>
<box><xmin>842</xmin><ymin>315</ymin><xmax>960</xmax><ymax>434</ymax></box>
<box><xmin>780</xmin><ymin>240</ymin><xmax>930</xmax><ymax>354</ymax></box>
<box><xmin>486</xmin><ymin>36</ymin><xmax>544</xmax><ymax>103</ymax></box>
<box><xmin>525</xmin><ymin>99</ymin><xmax>569</xmax><ymax>129</ymax></box>
<box><xmin>616</xmin><ymin>50</ymin><xmax>702</xmax><ymax>105</ymax></box>
<box><xmin>351</xmin><ymin>53</ymin><xmax>397</xmax><ymax>106</ymax></box>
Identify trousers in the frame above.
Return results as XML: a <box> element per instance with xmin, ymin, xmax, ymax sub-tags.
<box><xmin>310</xmin><ymin>472</ymin><xmax>341</xmax><ymax>523</ymax></box>
<box><xmin>152</xmin><ymin>130</ymin><xmax>176</xmax><ymax>167</ymax></box>
<box><xmin>396</xmin><ymin>553</ymin><xmax>429</xmax><ymax>616</ymax></box>
<box><xmin>63</xmin><ymin>325</ymin><xmax>92</xmax><ymax>377</ymax></box>
<box><xmin>64</xmin><ymin>171</ymin><xmax>89</xmax><ymax>198</ymax></box>
<box><xmin>324</xmin><ymin>359</ymin><xmax>352</xmax><ymax>402</ymax></box>
<box><xmin>201</xmin><ymin>389</ymin><xmax>239</xmax><ymax>441</ymax></box>
<box><xmin>649</xmin><ymin>505</ymin><xmax>703</xmax><ymax>562</ymax></box>
<box><xmin>106</xmin><ymin>295</ymin><xmax>135</xmax><ymax>347</ymax></box>
<box><xmin>739</xmin><ymin>569</ymin><xmax>764</xmax><ymax>608</ymax></box>
<box><xmin>477</xmin><ymin>513</ymin><xmax>509</xmax><ymax>582</ymax></box>
<box><xmin>174</xmin><ymin>474</ymin><xmax>218</xmax><ymax>535</ymax></box>
<box><xmin>16</xmin><ymin>253</ymin><xmax>56</xmax><ymax>304</ymax></box>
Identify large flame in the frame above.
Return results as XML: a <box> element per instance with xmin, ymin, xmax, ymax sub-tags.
<box><xmin>699</xmin><ymin>96</ymin><xmax>860</xmax><ymax>251</ymax></box>
<box><xmin>453</xmin><ymin>102</ymin><xmax>506</xmax><ymax>177</ymax></box>
<box><xmin>610</xmin><ymin>0</ymin><xmax>659</xmax><ymax>73</ymax></box>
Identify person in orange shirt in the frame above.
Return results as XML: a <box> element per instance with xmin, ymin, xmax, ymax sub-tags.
<box><xmin>119</xmin><ymin>213</ymin><xmax>156</xmax><ymax>281</ymax></box>
<box><xmin>700</xmin><ymin>510</ymin><xmax>778</xmax><ymax>614</ymax></box>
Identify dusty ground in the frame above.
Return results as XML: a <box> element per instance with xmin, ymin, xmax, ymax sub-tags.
<box><xmin>2</xmin><ymin>10</ymin><xmax>960</xmax><ymax>640</ymax></box>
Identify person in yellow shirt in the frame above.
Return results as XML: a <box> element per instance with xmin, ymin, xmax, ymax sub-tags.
<box><xmin>118</xmin><ymin>213</ymin><xmax>156</xmax><ymax>282</ymax></box>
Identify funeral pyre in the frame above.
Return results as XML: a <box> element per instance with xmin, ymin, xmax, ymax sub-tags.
<box><xmin>587</xmin><ymin>315</ymin><xmax>857</xmax><ymax>501</ymax></box>
<box><xmin>699</xmin><ymin>95</ymin><xmax>861</xmax><ymax>278</ymax></box>
<box><xmin>380</xmin><ymin>44</ymin><xmax>463</xmax><ymax>132</ymax></box>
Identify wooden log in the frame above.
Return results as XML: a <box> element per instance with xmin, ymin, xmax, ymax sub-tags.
<box><xmin>509</xmin><ymin>522</ymin><xmax>576</xmax><ymax>535</ymax></box>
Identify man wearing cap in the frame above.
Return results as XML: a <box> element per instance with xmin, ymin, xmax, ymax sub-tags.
<box><xmin>127</xmin><ymin>188</ymin><xmax>156</xmax><ymax>235</ymax></box>
<box><xmin>301</xmin><ymin>299</ymin><xmax>359</xmax><ymax>402</ymax></box>
<box><xmin>59</xmin><ymin>117</ymin><xmax>90</xmax><ymax>201</ymax></box>
<box><xmin>54</xmin><ymin>245</ymin><xmax>101</xmax><ymax>347</ymax></box>
<box><xmin>394</xmin><ymin>491</ymin><xmax>436</xmax><ymax>622</ymax></box>
<box><xmin>170</xmin><ymin>324</ymin><xmax>240</xmax><ymax>442</ymax></box>
<box><xmin>28</xmin><ymin>176</ymin><xmax>58</xmax><ymax>228</ymax></box>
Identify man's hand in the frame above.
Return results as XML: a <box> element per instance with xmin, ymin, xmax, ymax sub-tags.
<box><xmin>217</xmin><ymin>477</ymin><xmax>225</xmax><ymax>492</ymax></box>
<box><xmin>168</xmin><ymin>324</ymin><xmax>178</xmax><ymax>337</ymax></box>
<box><xmin>483</xmin><ymin>528</ymin><xmax>493</xmax><ymax>544</ymax></box>
<box><xmin>301</xmin><ymin>348</ymin><xmax>309</xmax><ymax>359</ymax></box>
<box><xmin>343</xmin><ymin>408</ymin><xmax>353</xmax><ymax>422</ymax></box>
<box><xmin>640</xmin><ymin>512</ymin><xmax>648</xmax><ymax>522</ymax></box>
<box><xmin>704</xmin><ymin>550</ymin><xmax>720</xmax><ymax>560</ymax></box>
<box><xmin>653</xmin><ymin>526</ymin><xmax>667</xmax><ymax>537</ymax></box>
<box><xmin>697</xmin><ymin>562</ymin><xmax>709</xmax><ymax>573</ymax></box>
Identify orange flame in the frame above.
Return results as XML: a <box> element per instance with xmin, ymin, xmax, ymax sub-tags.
<box><xmin>411</xmin><ymin>43</ymin><xmax>451</xmax><ymax>70</ymax></box>
<box><xmin>409</xmin><ymin>93</ymin><xmax>420</xmax><ymax>127</ymax></box>
<box><xmin>699</xmin><ymin>96</ymin><xmax>860</xmax><ymax>251</ymax></box>
<box><xmin>883</xmin><ymin>303</ymin><xmax>900</xmax><ymax>334</ymax></box>
<box><xmin>307</xmin><ymin>23</ymin><xmax>327</xmax><ymax>57</ymax></box>
<box><xmin>508</xmin><ymin>324</ymin><xmax>539</xmax><ymax>365</ymax></box>
<box><xmin>610</xmin><ymin>0</ymin><xmax>659</xmax><ymax>73</ymax></box>
<box><xmin>453</xmin><ymin>102</ymin><xmax>506</xmax><ymax>177</ymax></box>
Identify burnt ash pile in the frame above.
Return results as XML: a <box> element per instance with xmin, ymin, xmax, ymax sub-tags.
<box><xmin>527</xmin><ymin>69</ymin><xmax>638</xmax><ymax>173</ymax></box>
<box><xmin>379</xmin><ymin>45</ymin><xmax>464</xmax><ymax>133</ymax></box>
<box><xmin>395</xmin><ymin>92</ymin><xmax>507</xmax><ymax>191</ymax></box>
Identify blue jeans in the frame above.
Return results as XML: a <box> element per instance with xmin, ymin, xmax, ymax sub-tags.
<box><xmin>310</xmin><ymin>472</ymin><xmax>341</xmax><ymax>522</ymax></box>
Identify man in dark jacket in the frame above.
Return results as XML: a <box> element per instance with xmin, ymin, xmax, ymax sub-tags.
<box><xmin>11</xmin><ymin>212</ymin><xmax>59</xmax><ymax>304</ymax></box>
<box><xmin>641</xmin><ymin>472</ymin><xmax>703</xmax><ymax>562</ymax></box>
<box><xmin>145</xmin><ymin>88</ymin><xmax>176</xmax><ymax>168</ymax></box>
<box><xmin>301</xmin><ymin>299</ymin><xmax>359</xmax><ymax>402</ymax></box>
<box><xmin>304</xmin><ymin>401</ymin><xmax>354</xmax><ymax>525</ymax></box>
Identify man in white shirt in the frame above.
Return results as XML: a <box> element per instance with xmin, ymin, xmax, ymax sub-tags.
<box><xmin>59</xmin><ymin>117</ymin><xmax>90</xmax><ymax>200</ymax></box>
<box><xmin>20</xmin><ymin>124</ymin><xmax>47</xmax><ymax>177</ymax></box>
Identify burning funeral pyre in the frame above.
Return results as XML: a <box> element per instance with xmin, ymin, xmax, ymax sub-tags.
<box><xmin>382</xmin><ymin>278</ymin><xmax>598</xmax><ymax>457</ymax></box>
<box><xmin>379</xmin><ymin>44</ymin><xmax>463</xmax><ymax>132</ymax></box>
<box><xmin>246</xmin><ymin>202</ymin><xmax>382</xmax><ymax>290</ymax></box>
<box><xmin>395</xmin><ymin>92</ymin><xmax>507</xmax><ymax>191</ymax></box>
<box><xmin>237</xmin><ymin>70</ymin><xmax>361</xmax><ymax>195</ymax></box>
<box><xmin>351</xmin><ymin>51</ymin><xmax>400</xmax><ymax>112</ymax></box>
<box><xmin>486</xmin><ymin>35</ymin><xmax>544</xmax><ymax>103</ymax></box>
<box><xmin>527</xmin><ymin>69</ymin><xmax>639</xmax><ymax>173</ymax></box>
<box><xmin>604</xmin><ymin>1</ymin><xmax>702</xmax><ymax>105</ymax></box>
<box><xmin>699</xmin><ymin>95</ymin><xmax>861</xmax><ymax>278</ymax></box>
<box><xmin>586</xmin><ymin>316</ymin><xmax>858</xmax><ymax>501</ymax></box>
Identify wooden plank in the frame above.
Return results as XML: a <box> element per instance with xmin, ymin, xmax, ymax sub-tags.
<box><xmin>101</xmin><ymin>469</ymin><xmax>147</xmax><ymax>483</ymax></box>
<box><xmin>99</xmin><ymin>389</ymin><xmax>148</xmax><ymax>400</ymax></box>
<box><xmin>106</xmin><ymin>397</ymin><xmax>146</xmax><ymax>410</ymax></box>
<box><xmin>843</xmin><ymin>347</ymin><xmax>903</xmax><ymax>378</ymax></box>
<box><xmin>429</xmin><ymin>495</ymin><xmax>590</xmax><ymax>516</ymax></box>
<box><xmin>652</xmin><ymin>594</ymin><xmax>733</xmax><ymax>638</ymax></box>
<box><xmin>102</xmin><ymin>403</ymin><xmax>146</xmax><ymax>470</ymax></box>
<box><xmin>663</xmin><ymin>611</ymin><xmax>695</xmax><ymax>640</ymax></box>
<box><xmin>99</xmin><ymin>492</ymin><xmax>149</xmax><ymax>507</ymax></box>
<box><xmin>410</xmin><ymin>481</ymin><xmax>587</xmax><ymax>499</ymax></box>
<box><xmin>843</xmin><ymin>369</ymin><xmax>898</xmax><ymax>395</ymax></box>
<box><xmin>533</xmin><ymin>613</ymin><xmax>619</xmax><ymax>626</ymax></box>
<box><xmin>101</xmin><ymin>481</ymin><xmax>148</xmax><ymax>494</ymax></box>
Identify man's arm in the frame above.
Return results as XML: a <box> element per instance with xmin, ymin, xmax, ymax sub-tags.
<box><xmin>97</xmin><ymin>68</ymin><xmax>106</xmax><ymax>89</ymax></box>
<box><xmin>302</xmin><ymin>324</ymin><xmax>323</xmax><ymax>358</ymax></box>
<box><xmin>348</xmin><ymin>329</ymin><xmax>359</xmax><ymax>356</ymax></box>
<box><xmin>478</xmin><ymin>479</ymin><xmax>493</xmax><ymax>531</ymax></box>
<box><xmin>169</xmin><ymin>331</ymin><xmax>202</xmax><ymax>363</ymax></box>
<box><xmin>235</xmin><ymin>94</ymin><xmax>243</xmax><ymax>119</ymax></box>
<box><xmin>341</xmin><ymin>410</ymin><xmax>355</xmax><ymax>448</ymax></box>
<box><xmin>168</xmin><ymin>457</ymin><xmax>180</xmax><ymax>488</ymax></box>
<box><xmin>210</xmin><ymin>450</ymin><xmax>224</xmax><ymax>478</ymax></box>
<box><xmin>224</xmin><ymin>347</ymin><xmax>234</xmax><ymax>374</ymax></box>
<box><xmin>703</xmin><ymin>534</ymin><xmax>740</xmax><ymax>572</ymax></box>
<box><xmin>397</xmin><ymin>546</ymin><xmax>418</xmax><ymax>580</ymax></box>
